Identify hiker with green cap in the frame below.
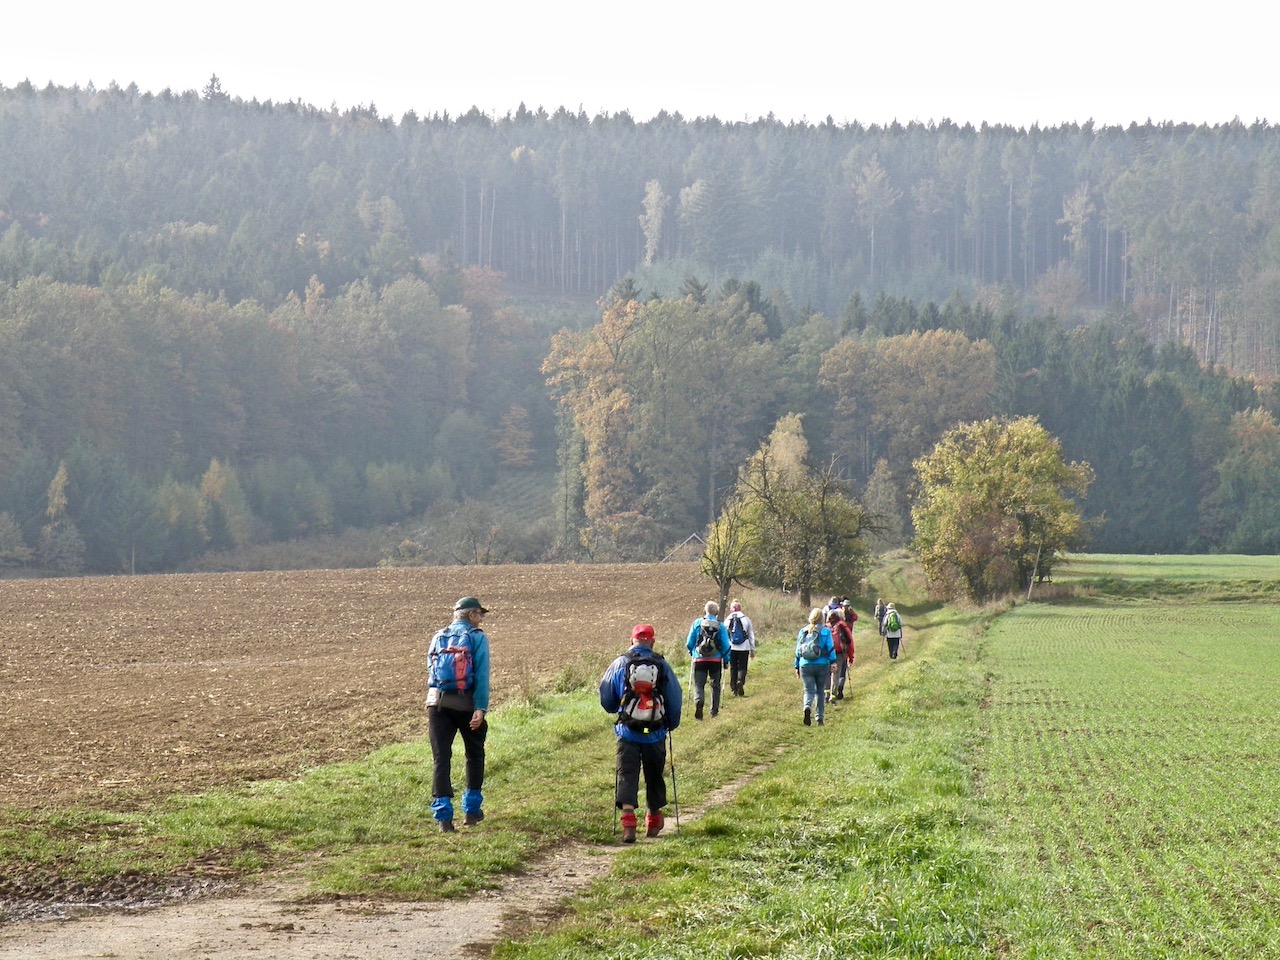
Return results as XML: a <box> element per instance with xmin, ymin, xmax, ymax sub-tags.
<box><xmin>426</xmin><ymin>596</ymin><xmax>492</xmax><ymax>832</ymax></box>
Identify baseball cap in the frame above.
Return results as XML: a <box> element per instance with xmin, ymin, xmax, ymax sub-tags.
<box><xmin>631</xmin><ymin>624</ymin><xmax>655</xmax><ymax>642</ymax></box>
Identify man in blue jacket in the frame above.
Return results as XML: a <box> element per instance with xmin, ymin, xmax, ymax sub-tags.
<box><xmin>600</xmin><ymin>624</ymin><xmax>683</xmax><ymax>842</ymax></box>
<box><xmin>426</xmin><ymin>596</ymin><xmax>492</xmax><ymax>832</ymax></box>
<box><xmin>685</xmin><ymin>601</ymin><xmax>731</xmax><ymax>719</ymax></box>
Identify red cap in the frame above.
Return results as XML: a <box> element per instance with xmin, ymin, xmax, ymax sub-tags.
<box><xmin>631</xmin><ymin>623</ymin><xmax>655</xmax><ymax>642</ymax></box>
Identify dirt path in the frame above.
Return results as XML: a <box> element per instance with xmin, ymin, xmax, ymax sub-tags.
<box><xmin>0</xmin><ymin>761</ymin><xmax>776</xmax><ymax>959</ymax></box>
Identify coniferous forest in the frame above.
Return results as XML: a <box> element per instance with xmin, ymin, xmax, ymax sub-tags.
<box><xmin>4</xmin><ymin>78</ymin><xmax>1280</xmax><ymax>575</ymax></box>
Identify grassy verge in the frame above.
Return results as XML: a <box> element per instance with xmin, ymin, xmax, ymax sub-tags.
<box><xmin>491</xmin><ymin>601</ymin><xmax>1014</xmax><ymax>959</ymax></box>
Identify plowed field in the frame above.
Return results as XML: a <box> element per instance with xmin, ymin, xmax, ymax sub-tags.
<box><xmin>0</xmin><ymin>563</ymin><xmax>707</xmax><ymax>810</ymax></box>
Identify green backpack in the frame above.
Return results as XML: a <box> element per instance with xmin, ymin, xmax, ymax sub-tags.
<box><xmin>884</xmin><ymin>610</ymin><xmax>901</xmax><ymax>632</ymax></box>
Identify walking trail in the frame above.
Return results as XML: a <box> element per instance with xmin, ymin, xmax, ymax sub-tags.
<box><xmin>0</xmin><ymin>761</ymin><xmax>774</xmax><ymax>960</ymax></box>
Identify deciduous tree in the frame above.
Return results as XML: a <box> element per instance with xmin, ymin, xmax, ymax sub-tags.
<box><xmin>730</xmin><ymin>414</ymin><xmax>871</xmax><ymax>608</ymax></box>
<box><xmin>911</xmin><ymin>416</ymin><xmax>1092</xmax><ymax>602</ymax></box>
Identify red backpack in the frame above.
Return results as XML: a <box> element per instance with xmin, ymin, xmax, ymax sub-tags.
<box><xmin>832</xmin><ymin>621</ymin><xmax>853</xmax><ymax>655</ymax></box>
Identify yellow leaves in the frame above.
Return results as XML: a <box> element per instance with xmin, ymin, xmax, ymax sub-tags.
<box><xmin>911</xmin><ymin>416</ymin><xmax>1093</xmax><ymax>601</ymax></box>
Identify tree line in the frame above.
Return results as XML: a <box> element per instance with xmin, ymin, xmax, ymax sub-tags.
<box><xmin>0</xmin><ymin>267</ymin><xmax>556</xmax><ymax>573</ymax></box>
<box><xmin>4</xmin><ymin>80</ymin><xmax>1280</xmax><ymax>378</ymax></box>
<box><xmin>4</xmin><ymin>262</ymin><xmax>1279</xmax><ymax>575</ymax></box>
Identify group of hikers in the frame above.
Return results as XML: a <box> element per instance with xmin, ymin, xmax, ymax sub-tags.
<box><xmin>423</xmin><ymin>592</ymin><xmax>906</xmax><ymax>840</ymax></box>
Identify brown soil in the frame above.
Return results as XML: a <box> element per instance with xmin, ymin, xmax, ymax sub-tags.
<box><xmin>0</xmin><ymin>563</ymin><xmax>707</xmax><ymax>811</ymax></box>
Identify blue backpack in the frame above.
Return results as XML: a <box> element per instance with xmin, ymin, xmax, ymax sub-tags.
<box><xmin>428</xmin><ymin>625</ymin><xmax>476</xmax><ymax>693</ymax></box>
<box><xmin>727</xmin><ymin>613</ymin><xmax>747</xmax><ymax>645</ymax></box>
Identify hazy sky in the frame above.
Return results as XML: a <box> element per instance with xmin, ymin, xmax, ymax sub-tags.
<box><xmin>2</xmin><ymin>1</ymin><xmax>1271</xmax><ymax>127</ymax></box>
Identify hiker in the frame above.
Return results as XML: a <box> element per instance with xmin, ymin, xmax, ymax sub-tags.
<box><xmin>794</xmin><ymin>607</ymin><xmax>836</xmax><ymax>726</ymax></box>
<box><xmin>686</xmin><ymin>601</ymin><xmax>730</xmax><ymax>719</ymax></box>
<box><xmin>883</xmin><ymin>602</ymin><xmax>904</xmax><ymax>659</ymax></box>
<box><xmin>823</xmin><ymin>595</ymin><xmax>844</xmax><ymax>622</ymax></box>
<box><xmin>724</xmin><ymin>599</ymin><xmax>756</xmax><ymax>697</ymax></box>
<box><xmin>826</xmin><ymin>608</ymin><xmax>854</xmax><ymax>702</ymax></box>
<box><xmin>425</xmin><ymin>596</ymin><xmax>492</xmax><ymax>832</ymax></box>
<box><xmin>873</xmin><ymin>597</ymin><xmax>887</xmax><ymax>637</ymax></box>
<box><xmin>599</xmin><ymin>623</ymin><xmax>683</xmax><ymax>842</ymax></box>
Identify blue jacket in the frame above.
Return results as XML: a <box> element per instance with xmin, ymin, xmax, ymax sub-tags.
<box><xmin>686</xmin><ymin>616</ymin><xmax>731</xmax><ymax>663</ymax></box>
<box><xmin>793</xmin><ymin>624</ymin><xmax>836</xmax><ymax>668</ymax></box>
<box><xmin>427</xmin><ymin>619</ymin><xmax>491</xmax><ymax>711</ymax></box>
<box><xmin>600</xmin><ymin>644</ymin><xmax>683</xmax><ymax>743</ymax></box>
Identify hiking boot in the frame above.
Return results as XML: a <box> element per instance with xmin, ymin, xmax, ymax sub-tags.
<box><xmin>645</xmin><ymin>812</ymin><xmax>664</xmax><ymax>838</ymax></box>
<box><xmin>439</xmin><ymin>820</ymin><xmax>456</xmax><ymax>833</ymax></box>
<box><xmin>464</xmin><ymin>811</ymin><xmax>485</xmax><ymax>827</ymax></box>
<box><xmin>710</xmin><ymin>709</ymin><xmax>718</xmax><ymax>718</ymax></box>
<box><xmin>620</xmin><ymin>811</ymin><xmax>638</xmax><ymax>844</ymax></box>
<box><xmin>817</xmin><ymin>718</ymin><xmax>825</xmax><ymax>726</ymax></box>
<box><xmin>803</xmin><ymin>707</ymin><xmax>812</xmax><ymax>726</ymax></box>
<box><xmin>694</xmin><ymin>701</ymin><xmax>704</xmax><ymax>720</ymax></box>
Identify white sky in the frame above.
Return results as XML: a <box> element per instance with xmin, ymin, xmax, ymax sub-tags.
<box><xmin>2</xmin><ymin>1</ymin><xmax>1272</xmax><ymax>128</ymax></box>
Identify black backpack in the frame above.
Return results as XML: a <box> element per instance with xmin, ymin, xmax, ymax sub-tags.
<box><xmin>695</xmin><ymin>619</ymin><xmax>721</xmax><ymax>657</ymax></box>
<box><xmin>617</xmin><ymin>649</ymin><xmax>669</xmax><ymax>734</ymax></box>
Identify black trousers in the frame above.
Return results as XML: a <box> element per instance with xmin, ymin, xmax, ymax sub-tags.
<box><xmin>615</xmin><ymin>737</ymin><xmax>668</xmax><ymax>812</ymax></box>
<box><xmin>428</xmin><ymin>705</ymin><xmax>487</xmax><ymax>798</ymax></box>
<box><xmin>692</xmin><ymin>661</ymin><xmax>723</xmax><ymax>713</ymax></box>
<box><xmin>729</xmin><ymin>650</ymin><xmax>751</xmax><ymax>693</ymax></box>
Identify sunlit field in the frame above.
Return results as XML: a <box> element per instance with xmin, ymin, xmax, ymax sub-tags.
<box><xmin>981</xmin><ymin>586</ymin><xmax>1280</xmax><ymax>956</ymax></box>
<box><xmin>1061</xmin><ymin>552</ymin><xmax>1280</xmax><ymax>582</ymax></box>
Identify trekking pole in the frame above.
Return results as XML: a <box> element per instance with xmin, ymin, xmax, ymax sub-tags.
<box><xmin>668</xmin><ymin>728</ymin><xmax>681</xmax><ymax>835</ymax></box>
<box><xmin>613</xmin><ymin>764</ymin><xmax>619</xmax><ymax>835</ymax></box>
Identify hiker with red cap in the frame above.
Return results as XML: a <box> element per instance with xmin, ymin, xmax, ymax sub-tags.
<box><xmin>599</xmin><ymin>623</ymin><xmax>683</xmax><ymax>842</ymax></box>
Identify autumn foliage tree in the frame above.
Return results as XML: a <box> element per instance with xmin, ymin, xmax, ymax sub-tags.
<box><xmin>911</xmin><ymin>416</ymin><xmax>1093</xmax><ymax>602</ymax></box>
<box><xmin>726</xmin><ymin>414</ymin><xmax>871</xmax><ymax>608</ymax></box>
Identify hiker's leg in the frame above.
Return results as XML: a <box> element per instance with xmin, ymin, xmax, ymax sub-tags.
<box><xmin>457</xmin><ymin>715</ymin><xmax>488</xmax><ymax>813</ymax></box>
<box><xmin>692</xmin><ymin>664</ymin><xmax>708</xmax><ymax>717</ymax></box>
<box><xmin>708</xmin><ymin>662</ymin><xmax>722</xmax><ymax>715</ymax></box>
<box><xmin>427</xmin><ymin>706</ymin><xmax>459</xmax><ymax>802</ymax></box>
<box><xmin>733</xmin><ymin>650</ymin><xmax>749</xmax><ymax>693</ymax></box>
<box><xmin>639</xmin><ymin>739</ymin><xmax>668</xmax><ymax>811</ymax></box>
<box><xmin>816</xmin><ymin>666</ymin><xmax>831</xmax><ymax>722</ymax></box>
<box><xmin>692</xmin><ymin>664</ymin><xmax>708</xmax><ymax>705</ymax></box>
<box><xmin>615</xmin><ymin>738</ymin><xmax>642</xmax><ymax>810</ymax></box>
<box><xmin>428</xmin><ymin>706</ymin><xmax>460</xmax><ymax>822</ymax></box>
<box><xmin>800</xmin><ymin>665</ymin><xmax>818</xmax><ymax>709</ymax></box>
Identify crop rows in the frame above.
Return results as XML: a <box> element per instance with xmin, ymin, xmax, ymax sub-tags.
<box><xmin>981</xmin><ymin>599</ymin><xmax>1280</xmax><ymax>956</ymax></box>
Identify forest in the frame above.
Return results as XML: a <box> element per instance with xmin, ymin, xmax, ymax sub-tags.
<box><xmin>3</xmin><ymin>78</ymin><xmax>1280</xmax><ymax>575</ymax></box>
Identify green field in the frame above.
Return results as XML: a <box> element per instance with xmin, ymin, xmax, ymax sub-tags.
<box><xmin>1060</xmin><ymin>552</ymin><xmax>1280</xmax><ymax>583</ymax></box>
<box><xmin>981</xmin><ymin>560</ymin><xmax>1280</xmax><ymax>956</ymax></box>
